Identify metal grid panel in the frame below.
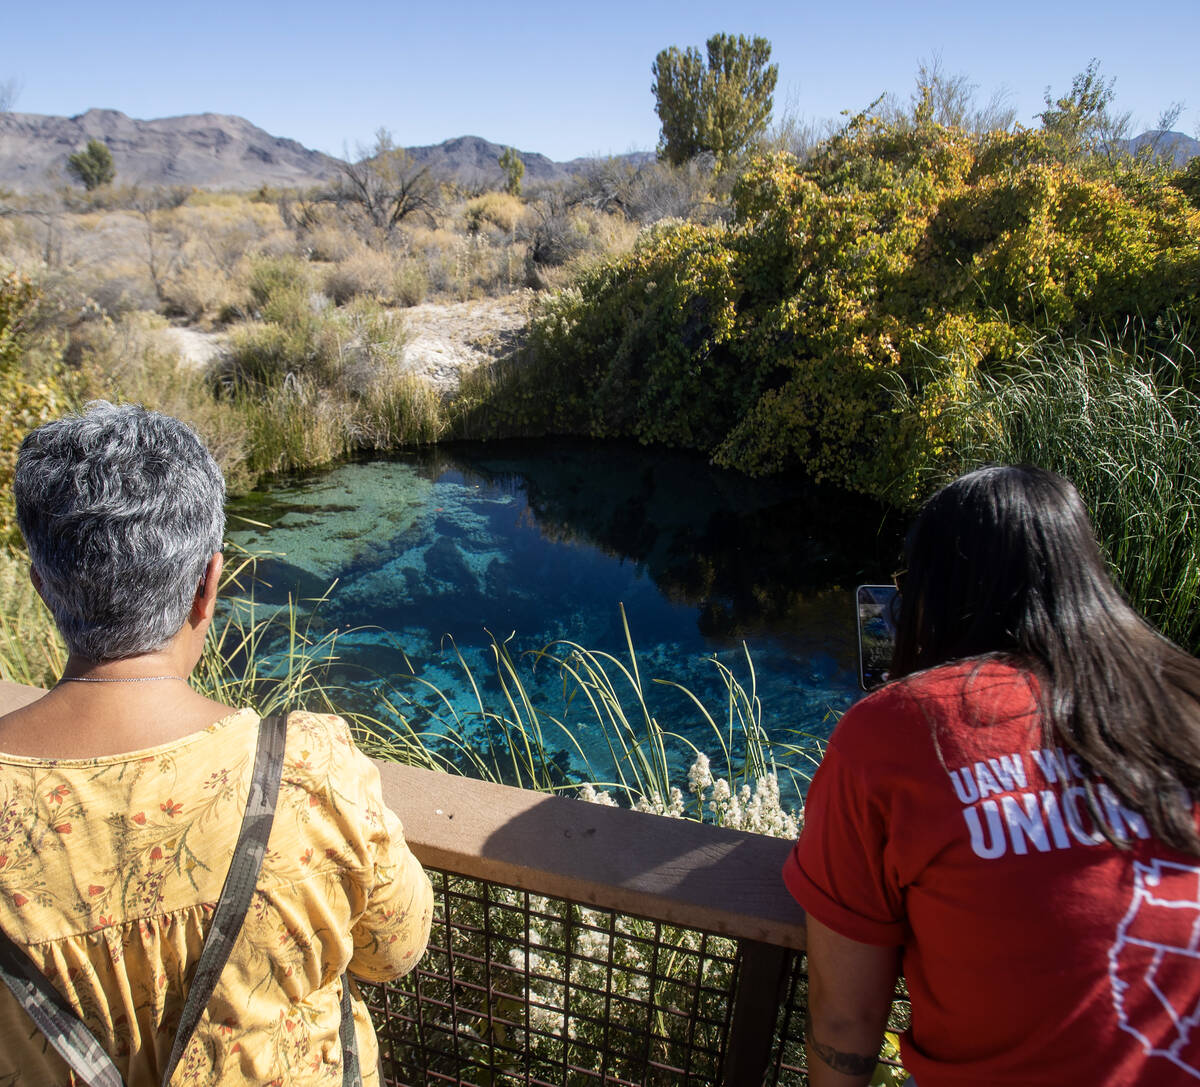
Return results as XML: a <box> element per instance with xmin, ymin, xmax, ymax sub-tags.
<box><xmin>764</xmin><ymin>952</ymin><xmax>911</xmax><ymax>1085</ymax></box>
<box><xmin>363</xmin><ymin>869</ymin><xmax>742</xmax><ymax>1087</ymax></box>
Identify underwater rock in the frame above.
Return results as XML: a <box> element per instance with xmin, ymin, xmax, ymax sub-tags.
<box><xmin>424</xmin><ymin>536</ymin><xmax>475</xmax><ymax>589</ymax></box>
<box><xmin>239</xmin><ymin>557</ymin><xmax>338</xmax><ymax>605</ymax></box>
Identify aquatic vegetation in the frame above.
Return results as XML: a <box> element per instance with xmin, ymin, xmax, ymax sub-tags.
<box><xmin>358</xmin><ymin>608</ymin><xmax>818</xmax><ymax>816</ymax></box>
<box><xmin>0</xmin><ymin>530</ymin><xmax>819</xmax><ymax>811</ymax></box>
<box><xmin>222</xmin><ymin>445</ymin><xmax>866</xmax><ymax>784</ymax></box>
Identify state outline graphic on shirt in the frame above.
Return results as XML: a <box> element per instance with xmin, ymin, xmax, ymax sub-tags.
<box><xmin>1108</xmin><ymin>858</ymin><xmax>1200</xmax><ymax>1078</ymax></box>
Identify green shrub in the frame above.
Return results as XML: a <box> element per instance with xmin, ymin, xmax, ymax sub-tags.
<box><xmin>223</xmin><ymin>256</ymin><xmax>341</xmax><ymax>388</ymax></box>
<box><xmin>65</xmin><ymin>139</ymin><xmax>116</xmax><ymax>191</ymax></box>
<box><xmin>467</xmin><ymin>118</ymin><xmax>1200</xmax><ymax>504</ymax></box>
<box><xmin>0</xmin><ymin>271</ymin><xmax>79</xmax><ymax>542</ymax></box>
<box><xmin>0</xmin><ymin>547</ymin><xmax>65</xmax><ymax>687</ymax></box>
<box><xmin>244</xmin><ymin>254</ymin><xmax>313</xmax><ymax>312</ymax></box>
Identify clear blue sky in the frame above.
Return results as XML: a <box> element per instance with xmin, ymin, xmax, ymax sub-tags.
<box><xmin>3</xmin><ymin>1</ymin><xmax>1197</xmax><ymax>161</ymax></box>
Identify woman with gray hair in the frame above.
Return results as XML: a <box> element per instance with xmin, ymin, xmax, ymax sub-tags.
<box><xmin>0</xmin><ymin>401</ymin><xmax>432</xmax><ymax>1086</ymax></box>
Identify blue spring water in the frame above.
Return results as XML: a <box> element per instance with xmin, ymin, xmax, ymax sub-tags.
<box><xmin>224</xmin><ymin>441</ymin><xmax>899</xmax><ymax>794</ymax></box>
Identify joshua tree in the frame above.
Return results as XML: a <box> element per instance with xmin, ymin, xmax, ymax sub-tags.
<box><xmin>499</xmin><ymin>147</ymin><xmax>524</xmax><ymax>196</ymax></box>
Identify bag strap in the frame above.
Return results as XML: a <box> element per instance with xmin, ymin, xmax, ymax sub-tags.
<box><xmin>161</xmin><ymin>711</ymin><xmax>288</xmax><ymax>1085</ymax></box>
<box><xmin>339</xmin><ymin>973</ymin><xmax>362</xmax><ymax>1087</ymax></box>
<box><xmin>0</xmin><ymin>712</ymin><xmax>287</xmax><ymax>1087</ymax></box>
<box><xmin>0</xmin><ymin>712</ymin><xmax>364</xmax><ymax>1087</ymax></box>
<box><xmin>0</xmin><ymin>930</ymin><xmax>124</xmax><ymax>1087</ymax></box>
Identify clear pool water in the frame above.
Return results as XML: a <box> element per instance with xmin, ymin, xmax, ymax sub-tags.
<box><xmin>225</xmin><ymin>441</ymin><xmax>899</xmax><ymax>793</ymax></box>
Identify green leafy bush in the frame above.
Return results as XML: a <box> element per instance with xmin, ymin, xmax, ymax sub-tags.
<box><xmin>467</xmin><ymin>118</ymin><xmax>1200</xmax><ymax>505</ymax></box>
<box><xmin>65</xmin><ymin>139</ymin><xmax>116</xmax><ymax>191</ymax></box>
<box><xmin>0</xmin><ymin>272</ymin><xmax>78</xmax><ymax>542</ymax></box>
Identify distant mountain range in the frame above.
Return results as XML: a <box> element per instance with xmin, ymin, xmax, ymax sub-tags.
<box><xmin>1115</xmin><ymin>130</ymin><xmax>1200</xmax><ymax>167</ymax></box>
<box><xmin>0</xmin><ymin>109</ymin><xmax>653</xmax><ymax>193</ymax></box>
<box><xmin>0</xmin><ymin>109</ymin><xmax>1193</xmax><ymax>195</ymax></box>
<box><xmin>0</xmin><ymin>110</ymin><xmax>341</xmax><ymax>192</ymax></box>
<box><xmin>404</xmin><ymin>134</ymin><xmax>653</xmax><ymax>186</ymax></box>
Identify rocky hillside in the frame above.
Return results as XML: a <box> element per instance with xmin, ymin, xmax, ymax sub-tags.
<box><xmin>0</xmin><ymin>109</ymin><xmax>342</xmax><ymax>192</ymax></box>
<box><xmin>405</xmin><ymin>134</ymin><xmax>654</xmax><ymax>187</ymax></box>
<box><xmin>1116</xmin><ymin>130</ymin><xmax>1200</xmax><ymax>167</ymax></box>
<box><xmin>0</xmin><ymin>110</ymin><xmax>654</xmax><ymax>194</ymax></box>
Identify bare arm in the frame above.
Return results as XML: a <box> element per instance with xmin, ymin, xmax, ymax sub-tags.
<box><xmin>805</xmin><ymin>914</ymin><xmax>902</xmax><ymax>1087</ymax></box>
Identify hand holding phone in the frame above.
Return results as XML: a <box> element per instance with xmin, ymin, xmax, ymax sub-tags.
<box><xmin>856</xmin><ymin>585</ymin><xmax>900</xmax><ymax>691</ymax></box>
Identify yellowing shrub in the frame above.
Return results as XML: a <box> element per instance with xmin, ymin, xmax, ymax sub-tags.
<box><xmin>464</xmin><ymin>192</ymin><xmax>526</xmax><ymax>235</ymax></box>
<box><xmin>473</xmin><ymin>120</ymin><xmax>1200</xmax><ymax>503</ymax></box>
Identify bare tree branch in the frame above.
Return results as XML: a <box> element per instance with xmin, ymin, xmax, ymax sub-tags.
<box><xmin>326</xmin><ymin>129</ymin><xmax>439</xmax><ymax>244</ymax></box>
<box><xmin>0</xmin><ymin>78</ymin><xmax>21</xmax><ymax>112</ymax></box>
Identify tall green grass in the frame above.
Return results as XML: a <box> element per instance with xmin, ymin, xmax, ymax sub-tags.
<box><xmin>899</xmin><ymin>325</ymin><xmax>1200</xmax><ymax>653</ymax></box>
<box><xmin>363</xmin><ymin>604</ymin><xmax>821</xmax><ymax>807</ymax></box>
<box><xmin>0</xmin><ymin>548</ymin><xmax>66</xmax><ymax>688</ymax></box>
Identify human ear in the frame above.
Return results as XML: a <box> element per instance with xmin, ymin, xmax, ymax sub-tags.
<box><xmin>192</xmin><ymin>552</ymin><xmax>223</xmax><ymax>622</ymax></box>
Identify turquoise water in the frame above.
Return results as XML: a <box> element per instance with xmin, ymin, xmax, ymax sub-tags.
<box><xmin>225</xmin><ymin>441</ymin><xmax>899</xmax><ymax>792</ymax></box>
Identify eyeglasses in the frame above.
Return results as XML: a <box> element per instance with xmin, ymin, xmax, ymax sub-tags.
<box><xmin>892</xmin><ymin>569</ymin><xmax>907</xmax><ymax>594</ymax></box>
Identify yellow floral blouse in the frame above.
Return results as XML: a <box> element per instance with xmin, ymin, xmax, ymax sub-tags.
<box><xmin>0</xmin><ymin>708</ymin><xmax>433</xmax><ymax>1086</ymax></box>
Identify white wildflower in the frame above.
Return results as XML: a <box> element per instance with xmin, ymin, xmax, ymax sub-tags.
<box><xmin>578</xmin><ymin>782</ymin><xmax>618</xmax><ymax>807</ymax></box>
<box><xmin>632</xmin><ymin>787</ymin><xmax>687</xmax><ymax>819</ymax></box>
<box><xmin>529</xmin><ymin>1005</ymin><xmax>564</xmax><ymax>1034</ymax></box>
<box><xmin>688</xmin><ymin>752</ymin><xmax>713</xmax><ymax>792</ymax></box>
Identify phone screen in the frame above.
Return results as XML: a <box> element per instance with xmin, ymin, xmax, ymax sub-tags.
<box><xmin>856</xmin><ymin>584</ymin><xmax>900</xmax><ymax>691</ymax></box>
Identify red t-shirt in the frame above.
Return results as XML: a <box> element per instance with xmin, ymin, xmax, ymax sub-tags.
<box><xmin>783</xmin><ymin>658</ymin><xmax>1200</xmax><ymax>1086</ymax></box>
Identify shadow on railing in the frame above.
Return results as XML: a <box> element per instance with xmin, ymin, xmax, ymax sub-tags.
<box><xmin>371</xmin><ymin>762</ymin><xmax>910</xmax><ymax>1086</ymax></box>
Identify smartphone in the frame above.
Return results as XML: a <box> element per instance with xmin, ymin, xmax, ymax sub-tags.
<box><xmin>856</xmin><ymin>584</ymin><xmax>900</xmax><ymax>691</ymax></box>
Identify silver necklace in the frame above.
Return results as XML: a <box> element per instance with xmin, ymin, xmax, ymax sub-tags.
<box><xmin>58</xmin><ymin>675</ymin><xmax>188</xmax><ymax>684</ymax></box>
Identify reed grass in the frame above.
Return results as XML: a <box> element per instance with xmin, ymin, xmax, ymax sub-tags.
<box><xmin>900</xmin><ymin>324</ymin><xmax>1200</xmax><ymax>652</ymax></box>
<box><xmin>358</xmin><ymin>603</ymin><xmax>817</xmax><ymax>812</ymax></box>
<box><xmin>0</xmin><ymin>548</ymin><xmax>66</xmax><ymax>688</ymax></box>
<box><xmin>0</xmin><ymin>541</ymin><xmax>811</xmax><ymax>820</ymax></box>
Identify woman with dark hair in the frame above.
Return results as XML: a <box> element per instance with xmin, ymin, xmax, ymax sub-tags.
<box><xmin>784</xmin><ymin>465</ymin><xmax>1200</xmax><ymax>1086</ymax></box>
<box><xmin>0</xmin><ymin>402</ymin><xmax>432</xmax><ymax>1085</ymax></box>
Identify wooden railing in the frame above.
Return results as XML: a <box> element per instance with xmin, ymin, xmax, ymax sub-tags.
<box><xmin>380</xmin><ymin>760</ymin><xmax>805</xmax><ymax>950</ymax></box>
<box><xmin>373</xmin><ymin>760</ymin><xmax>809</xmax><ymax>1085</ymax></box>
<box><xmin>0</xmin><ymin>681</ymin><xmax>843</xmax><ymax>1084</ymax></box>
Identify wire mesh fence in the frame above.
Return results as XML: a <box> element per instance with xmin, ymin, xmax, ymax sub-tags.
<box><xmin>364</xmin><ymin>868</ymin><xmax>749</xmax><ymax>1086</ymax></box>
<box><xmin>362</xmin><ymin>868</ymin><xmax>908</xmax><ymax>1086</ymax></box>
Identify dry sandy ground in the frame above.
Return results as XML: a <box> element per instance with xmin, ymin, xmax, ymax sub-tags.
<box><xmin>161</xmin><ymin>291</ymin><xmax>533</xmax><ymax>394</ymax></box>
<box><xmin>162</xmin><ymin>327</ymin><xmax>227</xmax><ymax>369</ymax></box>
<box><xmin>396</xmin><ymin>291</ymin><xmax>533</xmax><ymax>393</ymax></box>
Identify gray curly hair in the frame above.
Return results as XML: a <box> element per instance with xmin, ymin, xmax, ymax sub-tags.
<box><xmin>14</xmin><ymin>401</ymin><xmax>226</xmax><ymax>660</ymax></box>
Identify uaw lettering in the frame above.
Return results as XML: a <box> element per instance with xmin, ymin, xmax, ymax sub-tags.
<box><xmin>948</xmin><ymin>748</ymin><xmax>1150</xmax><ymax>859</ymax></box>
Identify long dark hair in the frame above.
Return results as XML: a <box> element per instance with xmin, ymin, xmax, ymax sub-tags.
<box><xmin>891</xmin><ymin>465</ymin><xmax>1200</xmax><ymax>853</ymax></box>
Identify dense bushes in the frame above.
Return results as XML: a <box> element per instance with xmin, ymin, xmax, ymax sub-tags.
<box><xmin>0</xmin><ymin>272</ymin><xmax>80</xmax><ymax>542</ymax></box>
<box><xmin>203</xmin><ymin>257</ymin><xmax>446</xmax><ymax>480</ymax></box>
<box><xmin>465</xmin><ymin>117</ymin><xmax>1200</xmax><ymax>503</ymax></box>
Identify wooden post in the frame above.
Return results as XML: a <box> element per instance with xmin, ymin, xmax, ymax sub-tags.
<box><xmin>722</xmin><ymin>940</ymin><xmax>792</xmax><ymax>1087</ymax></box>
